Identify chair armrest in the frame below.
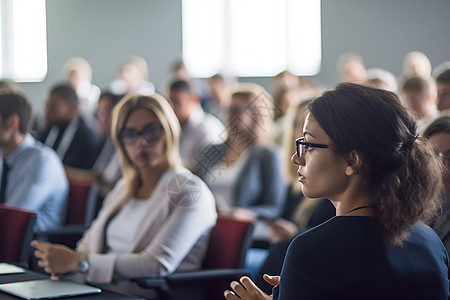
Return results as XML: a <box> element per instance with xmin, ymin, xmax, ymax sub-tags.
<box><xmin>134</xmin><ymin>268</ymin><xmax>249</xmax><ymax>289</ymax></box>
<box><xmin>35</xmin><ymin>224</ymin><xmax>85</xmax><ymax>237</ymax></box>
<box><xmin>34</xmin><ymin>225</ymin><xmax>85</xmax><ymax>248</ymax></box>
<box><xmin>133</xmin><ymin>277</ymin><xmax>169</xmax><ymax>290</ymax></box>
<box><xmin>167</xmin><ymin>268</ymin><xmax>249</xmax><ymax>282</ymax></box>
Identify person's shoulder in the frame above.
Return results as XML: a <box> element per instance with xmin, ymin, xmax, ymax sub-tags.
<box><xmin>286</xmin><ymin>219</ymin><xmax>338</xmax><ymax>263</ymax></box>
<box><xmin>25</xmin><ymin>135</ymin><xmax>61</xmax><ymax>162</ymax></box>
<box><xmin>409</xmin><ymin>221</ymin><xmax>446</xmax><ymax>246</ymax></box>
<box><xmin>202</xmin><ymin>111</ymin><xmax>225</xmax><ymax>128</ymax></box>
<box><xmin>166</xmin><ymin>167</ymin><xmax>215</xmax><ymax>209</ymax></box>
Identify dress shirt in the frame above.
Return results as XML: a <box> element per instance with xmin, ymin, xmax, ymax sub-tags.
<box><xmin>180</xmin><ymin>104</ymin><xmax>225</xmax><ymax>170</ymax></box>
<box><xmin>1</xmin><ymin>134</ymin><xmax>68</xmax><ymax>231</ymax></box>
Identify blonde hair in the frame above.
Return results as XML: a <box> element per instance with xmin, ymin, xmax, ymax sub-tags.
<box><xmin>230</xmin><ymin>83</ymin><xmax>274</xmax><ymax>142</ymax></box>
<box><xmin>111</xmin><ymin>94</ymin><xmax>183</xmax><ymax>209</ymax></box>
<box><xmin>63</xmin><ymin>57</ymin><xmax>93</xmax><ymax>82</ymax></box>
<box><xmin>282</xmin><ymin>98</ymin><xmax>313</xmax><ymax>188</ymax></box>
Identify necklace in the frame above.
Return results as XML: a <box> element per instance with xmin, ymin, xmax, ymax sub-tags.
<box><xmin>345</xmin><ymin>205</ymin><xmax>371</xmax><ymax>216</ymax></box>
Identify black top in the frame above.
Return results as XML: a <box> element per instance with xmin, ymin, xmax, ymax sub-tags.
<box><xmin>273</xmin><ymin>217</ymin><xmax>449</xmax><ymax>300</ymax></box>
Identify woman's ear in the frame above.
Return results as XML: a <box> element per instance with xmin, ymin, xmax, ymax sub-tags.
<box><xmin>345</xmin><ymin>150</ymin><xmax>363</xmax><ymax>176</ymax></box>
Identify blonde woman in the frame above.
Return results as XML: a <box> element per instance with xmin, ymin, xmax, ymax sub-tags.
<box><xmin>32</xmin><ymin>94</ymin><xmax>217</xmax><ymax>294</ymax></box>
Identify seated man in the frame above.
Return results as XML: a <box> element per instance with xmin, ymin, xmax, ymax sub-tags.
<box><xmin>0</xmin><ymin>93</ymin><xmax>68</xmax><ymax>231</ymax></box>
<box><xmin>39</xmin><ymin>83</ymin><xmax>102</xmax><ymax>169</ymax></box>
<box><xmin>400</xmin><ymin>76</ymin><xmax>439</xmax><ymax>134</ymax></box>
<box><xmin>169</xmin><ymin>80</ymin><xmax>225</xmax><ymax>171</ymax></box>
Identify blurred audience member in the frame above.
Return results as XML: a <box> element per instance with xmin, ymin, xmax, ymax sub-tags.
<box><xmin>196</xmin><ymin>83</ymin><xmax>285</xmax><ymax>221</ymax></box>
<box><xmin>169</xmin><ymin>80</ymin><xmax>225</xmax><ymax>171</ymax></box>
<box><xmin>271</xmin><ymin>87</ymin><xmax>300</xmax><ymax>146</ymax></box>
<box><xmin>400</xmin><ymin>76</ymin><xmax>438</xmax><ymax>134</ymax></box>
<box><xmin>337</xmin><ymin>52</ymin><xmax>367</xmax><ymax>84</ymax></box>
<box><xmin>365</xmin><ymin>68</ymin><xmax>398</xmax><ymax>93</ymax></box>
<box><xmin>203</xmin><ymin>74</ymin><xmax>233</xmax><ymax>123</ymax></box>
<box><xmin>92</xmin><ymin>92</ymin><xmax>123</xmax><ymax>197</ymax></box>
<box><xmin>110</xmin><ymin>55</ymin><xmax>155</xmax><ymax>96</ymax></box>
<box><xmin>0</xmin><ymin>93</ymin><xmax>68</xmax><ymax>231</ymax></box>
<box><xmin>435</xmin><ymin>66</ymin><xmax>450</xmax><ymax>112</ymax></box>
<box><xmin>63</xmin><ymin>57</ymin><xmax>101</xmax><ymax>118</ymax></box>
<box><xmin>271</xmin><ymin>71</ymin><xmax>300</xmax><ymax>97</ymax></box>
<box><xmin>0</xmin><ymin>80</ymin><xmax>21</xmax><ymax>94</ymax></box>
<box><xmin>424</xmin><ymin>116</ymin><xmax>450</xmax><ymax>255</ymax></box>
<box><xmin>401</xmin><ymin>51</ymin><xmax>432</xmax><ymax>79</ymax></box>
<box><xmin>39</xmin><ymin>83</ymin><xmax>102</xmax><ymax>169</ymax></box>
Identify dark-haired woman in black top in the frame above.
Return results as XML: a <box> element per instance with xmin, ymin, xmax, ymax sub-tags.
<box><xmin>224</xmin><ymin>83</ymin><xmax>449</xmax><ymax>300</ymax></box>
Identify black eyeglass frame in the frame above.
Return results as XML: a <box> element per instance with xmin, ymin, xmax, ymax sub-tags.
<box><xmin>120</xmin><ymin>122</ymin><xmax>164</xmax><ymax>146</ymax></box>
<box><xmin>295</xmin><ymin>137</ymin><xmax>336</xmax><ymax>158</ymax></box>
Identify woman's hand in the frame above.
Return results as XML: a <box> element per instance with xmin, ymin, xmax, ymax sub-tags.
<box><xmin>266</xmin><ymin>218</ymin><xmax>298</xmax><ymax>244</ymax></box>
<box><xmin>263</xmin><ymin>274</ymin><xmax>280</xmax><ymax>287</ymax></box>
<box><xmin>31</xmin><ymin>240</ymin><xmax>83</xmax><ymax>277</ymax></box>
<box><xmin>230</xmin><ymin>207</ymin><xmax>257</xmax><ymax>222</ymax></box>
<box><xmin>224</xmin><ymin>276</ymin><xmax>273</xmax><ymax>300</ymax></box>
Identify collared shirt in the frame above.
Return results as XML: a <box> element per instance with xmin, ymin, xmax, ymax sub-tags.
<box><xmin>1</xmin><ymin>134</ymin><xmax>68</xmax><ymax>231</ymax></box>
<box><xmin>180</xmin><ymin>104</ymin><xmax>226</xmax><ymax>170</ymax></box>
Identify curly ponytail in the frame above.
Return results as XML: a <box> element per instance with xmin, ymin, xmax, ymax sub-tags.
<box><xmin>369</xmin><ymin>137</ymin><xmax>443</xmax><ymax>245</ymax></box>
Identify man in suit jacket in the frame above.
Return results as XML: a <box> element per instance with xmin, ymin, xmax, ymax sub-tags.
<box><xmin>39</xmin><ymin>83</ymin><xmax>102</xmax><ymax>169</ymax></box>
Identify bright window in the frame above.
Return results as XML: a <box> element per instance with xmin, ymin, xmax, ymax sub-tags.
<box><xmin>182</xmin><ymin>0</ymin><xmax>321</xmax><ymax>78</ymax></box>
<box><xmin>0</xmin><ymin>0</ymin><xmax>47</xmax><ymax>82</ymax></box>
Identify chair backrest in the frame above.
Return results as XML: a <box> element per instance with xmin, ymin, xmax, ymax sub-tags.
<box><xmin>0</xmin><ymin>204</ymin><xmax>36</xmax><ymax>264</ymax></box>
<box><xmin>202</xmin><ymin>215</ymin><xmax>254</xmax><ymax>269</ymax></box>
<box><xmin>65</xmin><ymin>176</ymin><xmax>99</xmax><ymax>227</ymax></box>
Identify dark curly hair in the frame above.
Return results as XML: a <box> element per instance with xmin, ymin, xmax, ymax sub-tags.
<box><xmin>309</xmin><ymin>83</ymin><xmax>443</xmax><ymax>245</ymax></box>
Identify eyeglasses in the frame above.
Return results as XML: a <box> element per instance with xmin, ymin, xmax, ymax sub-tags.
<box><xmin>120</xmin><ymin>122</ymin><xmax>163</xmax><ymax>145</ymax></box>
<box><xmin>295</xmin><ymin>137</ymin><xmax>336</xmax><ymax>158</ymax></box>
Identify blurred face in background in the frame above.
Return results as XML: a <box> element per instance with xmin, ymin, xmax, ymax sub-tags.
<box><xmin>226</xmin><ymin>94</ymin><xmax>255</xmax><ymax>136</ymax></box>
<box><xmin>45</xmin><ymin>92</ymin><xmax>76</xmax><ymax>126</ymax></box>
<box><xmin>169</xmin><ymin>89</ymin><xmax>194</xmax><ymax>125</ymax></box>
<box><xmin>437</xmin><ymin>82</ymin><xmax>450</xmax><ymax>111</ymax></box>
<box><xmin>402</xmin><ymin>90</ymin><xmax>428</xmax><ymax>119</ymax></box>
<box><xmin>97</xmin><ymin>96</ymin><xmax>115</xmax><ymax>136</ymax></box>
<box><xmin>429</xmin><ymin>132</ymin><xmax>450</xmax><ymax>194</ymax></box>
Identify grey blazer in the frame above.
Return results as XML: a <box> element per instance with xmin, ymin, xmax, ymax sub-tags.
<box><xmin>196</xmin><ymin>143</ymin><xmax>287</xmax><ymax>219</ymax></box>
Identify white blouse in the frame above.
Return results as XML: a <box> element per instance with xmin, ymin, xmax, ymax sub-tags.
<box><xmin>106</xmin><ymin>197</ymin><xmax>152</xmax><ymax>253</ymax></box>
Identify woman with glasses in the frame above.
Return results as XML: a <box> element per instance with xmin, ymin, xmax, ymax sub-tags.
<box><xmin>225</xmin><ymin>83</ymin><xmax>448</xmax><ymax>299</ymax></box>
<box><xmin>196</xmin><ymin>83</ymin><xmax>286</xmax><ymax>221</ymax></box>
<box><xmin>424</xmin><ymin>115</ymin><xmax>450</xmax><ymax>256</ymax></box>
<box><xmin>32</xmin><ymin>94</ymin><xmax>217</xmax><ymax>295</ymax></box>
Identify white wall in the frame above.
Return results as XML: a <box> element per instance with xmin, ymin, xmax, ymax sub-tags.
<box><xmin>18</xmin><ymin>0</ymin><xmax>450</xmax><ymax>115</ymax></box>
<box><xmin>19</xmin><ymin>0</ymin><xmax>182</xmax><ymax>114</ymax></box>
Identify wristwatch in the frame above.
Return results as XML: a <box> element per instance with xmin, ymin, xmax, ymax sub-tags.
<box><xmin>77</xmin><ymin>259</ymin><xmax>90</xmax><ymax>273</ymax></box>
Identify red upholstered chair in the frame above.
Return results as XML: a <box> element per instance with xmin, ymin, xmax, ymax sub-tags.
<box><xmin>65</xmin><ymin>176</ymin><xmax>100</xmax><ymax>227</ymax></box>
<box><xmin>34</xmin><ymin>174</ymin><xmax>99</xmax><ymax>249</ymax></box>
<box><xmin>0</xmin><ymin>204</ymin><xmax>36</xmax><ymax>265</ymax></box>
<box><xmin>135</xmin><ymin>214</ymin><xmax>254</xmax><ymax>300</ymax></box>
